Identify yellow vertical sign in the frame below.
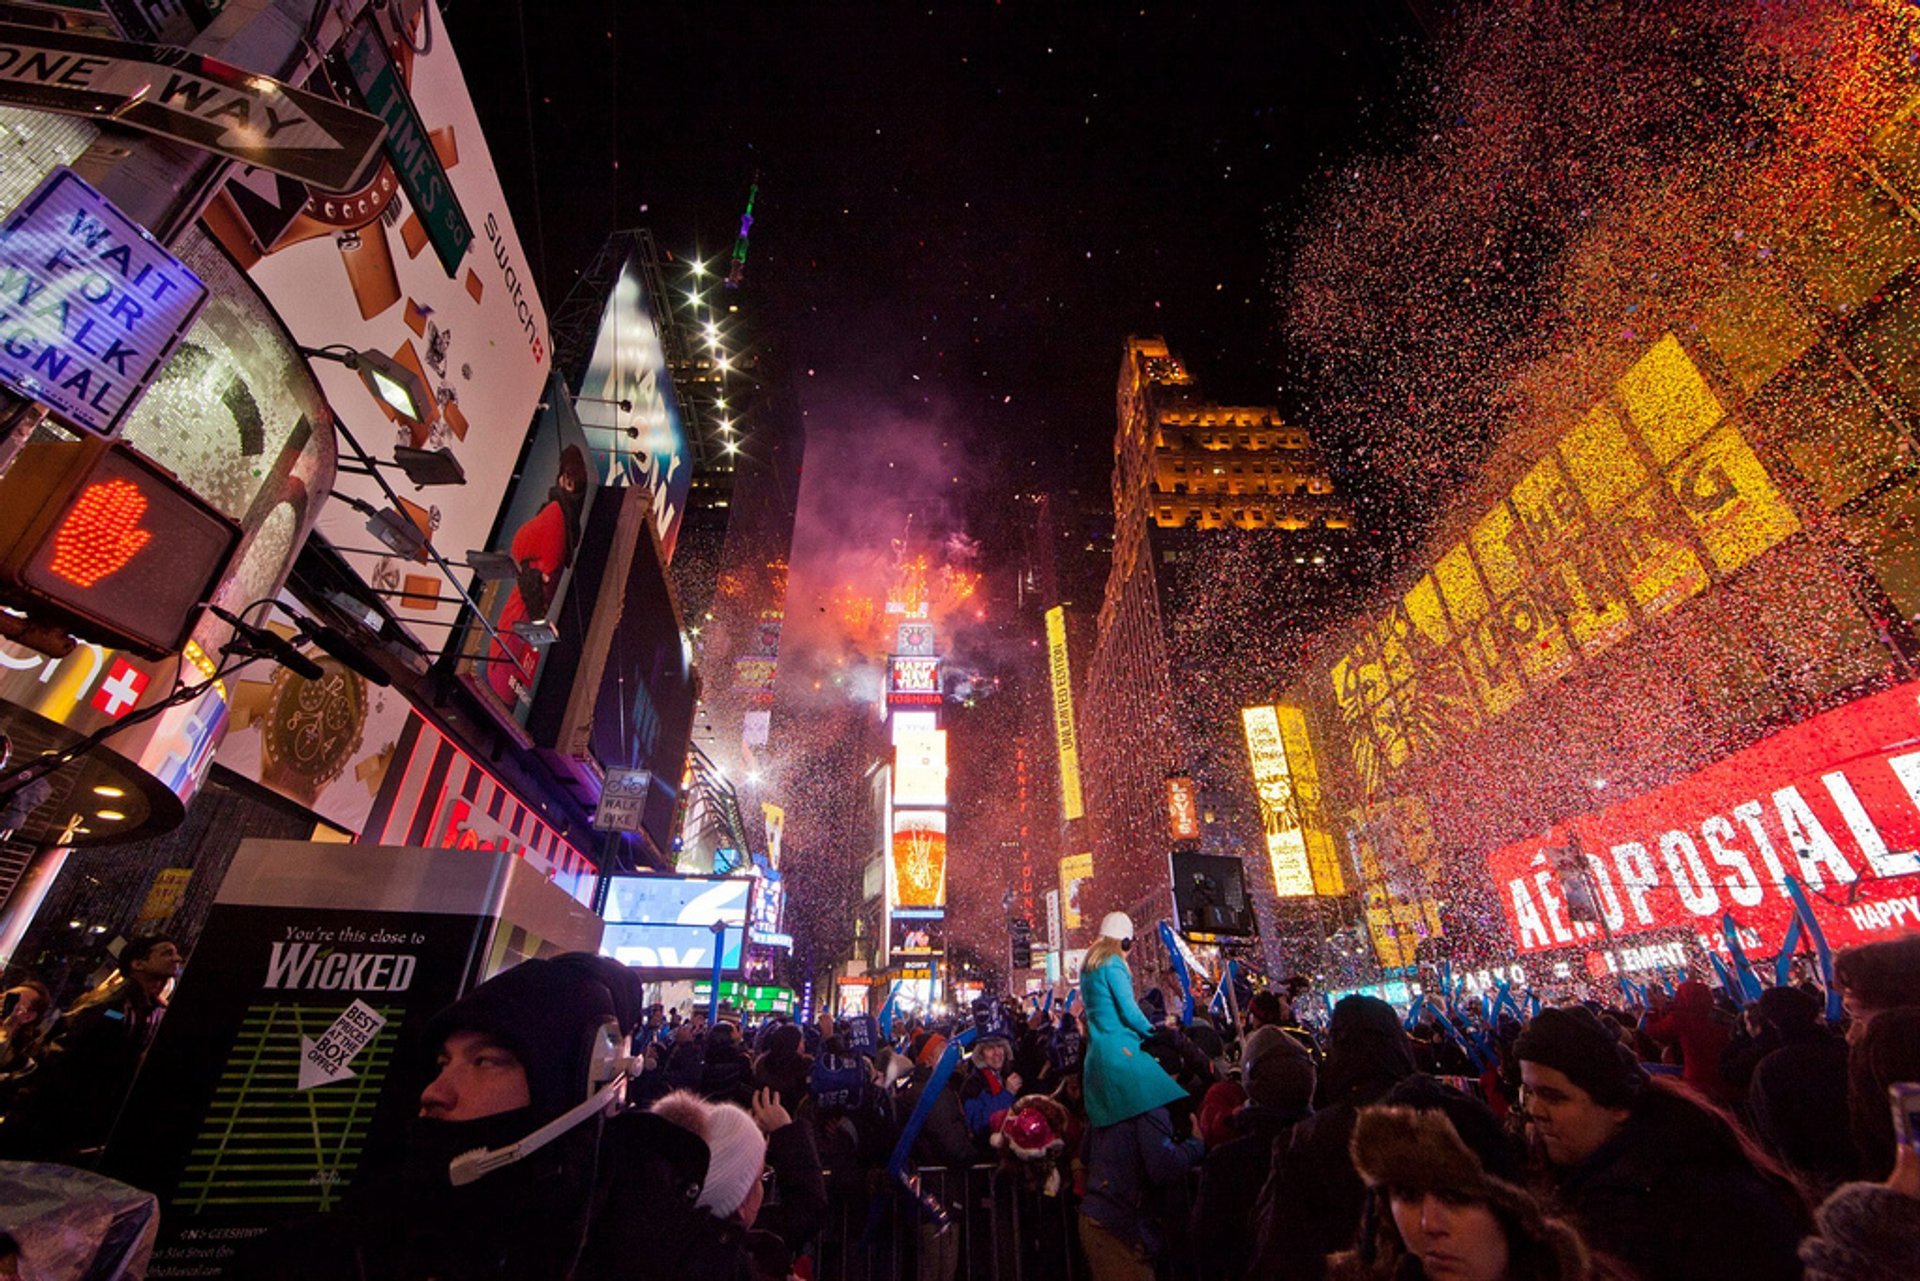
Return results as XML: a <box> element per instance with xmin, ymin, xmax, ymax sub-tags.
<box><xmin>1045</xmin><ymin>607</ymin><xmax>1084</xmax><ymax>821</ymax></box>
<box><xmin>1243</xmin><ymin>705</ymin><xmax>1315</xmax><ymax>897</ymax></box>
<box><xmin>1274</xmin><ymin>705</ymin><xmax>1344</xmax><ymax>895</ymax></box>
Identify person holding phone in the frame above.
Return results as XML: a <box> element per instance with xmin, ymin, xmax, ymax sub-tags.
<box><xmin>1799</xmin><ymin>1085</ymin><xmax>1920</xmax><ymax>1280</ymax></box>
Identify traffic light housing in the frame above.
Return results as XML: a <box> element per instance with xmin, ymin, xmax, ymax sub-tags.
<box><xmin>0</xmin><ymin>435</ymin><xmax>241</xmax><ymax>658</ymax></box>
<box><xmin>1010</xmin><ymin>917</ymin><xmax>1033</xmax><ymax>969</ymax></box>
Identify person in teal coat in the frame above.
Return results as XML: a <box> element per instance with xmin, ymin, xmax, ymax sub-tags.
<box><xmin>1078</xmin><ymin>912</ymin><xmax>1188</xmax><ymax>1129</ymax></box>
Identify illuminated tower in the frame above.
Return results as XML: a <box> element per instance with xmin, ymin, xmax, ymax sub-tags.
<box><xmin>1077</xmin><ymin>337</ymin><xmax>1353</xmax><ymax>967</ymax></box>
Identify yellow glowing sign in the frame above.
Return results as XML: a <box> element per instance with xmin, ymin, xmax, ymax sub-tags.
<box><xmin>1045</xmin><ymin>606</ymin><xmax>1084</xmax><ymax>821</ymax></box>
<box><xmin>1059</xmin><ymin>851</ymin><xmax>1093</xmax><ymax>929</ymax></box>
<box><xmin>1243</xmin><ymin>705</ymin><xmax>1315</xmax><ymax>897</ymax></box>
<box><xmin>1275</xmin><ymin>705</ymin><xmax>1344</xmax><ymax>895</ymax></box>
<box><xmin>1329</xmin><ymin>334</ymin><xmax>1801</xmax><ymax>789</ymax></box>
<box><xmin>891</xmin><ymin>809</ymin><xmax>947</xmax><ymax>909</ymax></box>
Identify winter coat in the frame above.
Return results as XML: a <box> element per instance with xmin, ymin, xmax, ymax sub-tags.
<box><xmin>1800</xmin><ymin>1180</ymin><xmax>1920</xmax><ymax>1281</ymax></box>
<box><xmin>0</xmin><ymin>979</ymin><xmax>161</xmax><ymax>1162</ymax></box>
<box><xmin>959</xmin><ymin>1063</ymin><xmax>1018</xmax><ymax>1138</ymax></box>
<box><xmin>1642</xmin><ymin>981</ymin><xmax>1733</xmax><ymax>1103</ymax></box>
<box><xmin>1081</xmin><ymin>1105</ymin><xmax>1204</xmax><ymax>1258</ymax></box>
<box><xmin>752</xmin><ymin>1119</ymin><xmax>830</xmax><ymax>1256</ymax></box>
<box><xmin>1080</xmin><ymin>957</ymin><xmax>1188</xmax><ymax>1128</ymax></box>
<box><xmin>1547</xmin><ymin>1086</ymin><xmax>1810</xmax><ymax>1281</ymax></box>
<box><xmin>1747</xmin><ymin>1030</ymin><xmax>1857</xmax><ymax>1191</ymax></box>
<box><xmin>1190</xmin><ymin>1102</ymin><xmax>1305</xmax><ymax>1279</ymax></box>
<box><xmin>699</xmin><ymin>1038</ymin><xmax>755</xmax><ymax>1106</ymax></box>
<box><xmin>1250</xmin><ymin>996</ymin><xmax>1420</xmax><ymax>1280</ymax></box>
<box><xmin>900</xmin><ymin>1063</ymin><xmax>976</xmax><ymax>1170</ymax></box>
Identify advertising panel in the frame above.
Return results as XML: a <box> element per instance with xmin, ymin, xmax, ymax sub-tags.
<box><xmin>887</xmin><ymin>655</ymin><xmax>942</xmax><ymax>708</ymax></box>
<box><xmin>573</xmin><ymin>248</ymin><xmax>691</xmax><ymax>563</ymax></box>
<box><xmin>1243</xmin><ymin>705</ymin><xmax>1316</xmax><ymax>897</ymax></box>
<box><xmin>890</xmin><ymin>909</ymin><xmax>945</xmax><ymax>956</ymax></box>
<box><xmin>1045</xmin><ymin>606</ymin><xmax>1085</xmax><ymax>821</ymax></box>
<box><xmin>599</xmin><ymin>872</ymin><xmax>751</xmax><ymax>976</ymax></box>
<box><xmin>207</xmin><ymin>15</ymin><xmax>550</xmax><ymax>655</ymax></box>
<box><xmin>1487</xmin><ymin>679</ymin><xmax>1920</xmax><ymax>956</ymax></box>
<box><xmin>890</xmin><ymin>808</ymin><xmax>947</xmax><ymax>909</ymax></box>
<box><xmin>1059</xmin><ymin>851</ymin><xmax>1093</xmax><ymax>930</ymax></box>
<box><xmin>454</xmin><ymin>373</ymin><xmax>596</xmax><ymax>723</ymax></box>
<box><xmin>1275</xmin><ymin>705</ymin><xmax>1345</xmax><ymax>895</ymax></box>
<box><xmin>1328</xmin><ymin>334</ymin><xmax>1800</xmax><ymax>793</ymax></box>
<box><xmin>1166</xmin><ymin>775</ymin><xmax>1200</xmax><ymax>843</ymax></box>
<box><xmin>894</xmin><ymin>727</ymin><xmax>948</xmax><ymax>808</ymax></box>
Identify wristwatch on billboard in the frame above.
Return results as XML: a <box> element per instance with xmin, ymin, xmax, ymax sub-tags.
<box><xmin>258</xmin><ymin>660</ymin><xmax>369</xmax><ymax>809</ymax></box>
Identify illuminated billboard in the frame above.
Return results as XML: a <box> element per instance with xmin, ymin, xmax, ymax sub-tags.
<box><xmin>1046</xmin><ymin>606</ymin><xmax>1085</xmax><ymax>821</ymax></box>
<box><xmin>1329</xmin><ymin>334</ymin><xmax>1800</xmax><ymax>792</ymax></box>
<box><xmin>1486</xmin><ymin>678</ymin><xmax>1920</xmax><ymax>956</ymax></box>
<box><xmin>1275</xmin><ymin>705</ymin><xmax>1344</xmax><ymax>895</ymax></box>
<box><xmin>210</xmin><ymin>14</ymin><xmax>552</xmax><ymax>656</ymax></box>
<box><xmin>890</xmin><ymin>910</ymin><xmax>945</xmax><ymax>956</ymax></box>
<box><xmin>1166</xmin><ymin>775</ymin><xmax>1200</xmax><ymax>843</ymax></box>
<box><xmin>1243</xmin><ymin>705</ymin><xmax>1315</xmax><ymax>897</ymax></box>
<box><xmin>891</xmin><ymin>809</ymin><xmax>948</xmax><ymax>908</ymax></box>
<box><xmin>573</xmin><ymin>246</ymin><xmax>693</xmax><ymax>563</ymax></box>
<box><xmin>887</xmin><ymin>655</ymin><xmax>942</xmax><ymax>708</ymax></box>
<box><xmin>1059</xmin><ymin>852</ymin><xmax>1093</xmax><ymax>930</ymax></box>
<box><xmin>599</xmin><ymin>872</ymin><xmax>751</xmax><ymax>976</ymax></box>
<box><xmin>894</xmin><ymin>727</ymin><xmax>948</xmax><ymax>809</ymax></box>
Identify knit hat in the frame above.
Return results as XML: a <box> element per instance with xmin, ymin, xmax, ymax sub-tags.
<box><xmin>1758</xmin><ymin>984</ymin><xmax>1822</xmax><ymax>1033</ymax></box>
<box><xmin>1514</xmin><ymin>1006</ymin><xmax>1648</xmax><ymax>1107</ymax></box>
<box><xmin>649</xmin><ymin>1090</ymin><xmax>768</xmax><ymax>1219</ymax></box>
<box><xmin>913</xmin><ymin>1032</ymin><xmax>949</xmax><ymax>1068</ymax></box>
<box><xmin>425</xmin><ymin>953</ymin><xmax>640</xmax><ymax>1121</ymax></box>
<box><xmin>1349</xmin><ymin>1106</ymin><xmax>1587</xmax><ymax>1277</ymax></box>
<box><xmin>1800</xmin><ymin>1181</ymin><xmax>1920</xmax><ymax>1281</ymax></box>
<box><xmin>1244</xmin><ymin>1034</ymin><xmax>1316</xmax><ymax>1113</ymax></box>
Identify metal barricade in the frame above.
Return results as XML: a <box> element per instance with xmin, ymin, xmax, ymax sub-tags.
<box><xmin>809</xmin><ymin>1164</ymin><xmax>1089</xmax><ymax>1281</ymax></box>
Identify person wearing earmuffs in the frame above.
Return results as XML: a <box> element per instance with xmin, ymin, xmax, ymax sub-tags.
<box><xmin>239</xmin><ymin>952</ymin><xmax>712</xmax><ymax>1281</ymax></box>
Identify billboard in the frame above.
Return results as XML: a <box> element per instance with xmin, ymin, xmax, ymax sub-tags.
<box><xmin>1487</xmin><ymin>679</ymin><xmax>1920</xmax><ymax>957</ymax></box>
<box><xmin>890</xmin><ymin>809</ymin><xmax>948</xmax><ymax>908</ymax></box>
<box><xmin>206</xmin><ymin>14</ymin><xmax>551</xmax><ymax>656</ymax></box>
<box><xmin>1328</xmin><ymin>334</ymin><xmax>1800</xmax><ymax>792</ymax></box>
<box><xmin>1045</xmin><ymin>606</ymin><xmax>1084</xmax><ymax>821</ymax></box>
<box><xmin>1243</xmin><ymin>705</ymin><xmax>1316</xmax><ymax>897</ymax></box>
<box><xmin>1166</xmin><ymin>775</ymin><xmax>1200</xmax><ymax>843</ymax></box>
<box><xmin>1274</xmin><ymin>705</ymin><xmax>1345</xmax><ymax>895</ymax></box>
<box><xmin>894</xmin><ymin>727</ymin><xmax>948</xmax><ymax>808</ymax></box>
<box><xmin>890</xmin><ymin>909</ymin><xmax>945</xmax><ymax>956</ymax></box>
<box><xmin>573</xmin><ymin>248</ymin><xmax>691</xmax><ymax>563</ymax></box>
<box><xmin>887</xmin><ymin>655</ymin><xmax>942</xmax><ymax>708</ymax></box>
<box><xmin>1059</xmin><ymin>851</ymin><xmax>1093</xmax><ymax>930</ymax></box>
<box><xmin>455</xmin><ymin>372</ymin><xmax>597</xmax><ymax>724</ymax></box>
<box><xmin>599</xmin><ymin>872</ymin><xmax>751</xmax><ymax>976</ymax></box>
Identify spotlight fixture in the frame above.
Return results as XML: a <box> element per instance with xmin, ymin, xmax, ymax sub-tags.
<box><xmin>392</xmin><ymin>445</ymin><xmax>466</xmax><ymax>487</ymax></box>
<box><xmin>463</xmin><ymin>550</ymin><xmax>520</xmax><ymax>582</ymax></box>
<box><xmin>510</xmin><ymin>617</ymin><xmax>559</xmax><ymax>646</ymax></box>
<box><xmin>299</xmin><ymin>346</ymin><xmax>432</xmax><ymax>429</ymax></box>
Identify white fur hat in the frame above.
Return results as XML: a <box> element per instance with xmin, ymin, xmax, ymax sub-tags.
<box><xmin>650</xmin><ymin>1090</ymin><xmax>768</xmax><ymax>1220</ymax></box>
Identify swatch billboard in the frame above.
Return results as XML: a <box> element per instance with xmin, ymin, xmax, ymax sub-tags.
<box><xmin>573</xmin><ymin>247</ymin><xmax>691</xmax><ymax>564</ymax></box>
<box><xmin>1488</xmin><ymin>680</ymin><xmax>1920</xmax><ymax>957</ymax></box>
<box><xmin>204</xmin><ymin>14</ymin><xmax>550</xmax><ymax>656</ymax></box>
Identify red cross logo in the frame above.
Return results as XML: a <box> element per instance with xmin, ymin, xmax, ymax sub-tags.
<box><xmin>91</xmin><ymin>658</ymin><xmax>149</xmax><ymax>719</ymax></box>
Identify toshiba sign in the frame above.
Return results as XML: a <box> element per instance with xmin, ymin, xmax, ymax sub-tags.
<box><xmin>1488</xmin><ymin>680</ymin><xmax>1920</xmax><ymax>955</ymax></box>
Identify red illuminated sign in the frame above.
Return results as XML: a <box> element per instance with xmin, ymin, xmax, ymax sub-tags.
<box><xmin>0</xmin><ymin>437</ymin><xmax>239</xmax><ymax>657</ymax></box>
<box><xmin>89</xmin><ymin>657</ymin><xmax>149</xmax><ymax>719</ymax></box>
<box><xmin>887</xmin><ymin>655</ymin><xmax>942</xmax><ymax>707</ymax></box>
<box><xmin>1167</xmin><ymin>775</ymin><xmax>1200</xmax><ymax>843</ymax></box>
<box><xmin>1488</xmin><ymin>680</ymin><xmax>1920</xmax><ymax>957</ymax></box>
<box><xmin>49</xmin><ymin>479</ymin><xmax>153</xmax><ymax>587</ymax></box>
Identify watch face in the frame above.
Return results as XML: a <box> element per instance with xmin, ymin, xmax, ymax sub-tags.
<box><xmin>261</xmin><ymin>660</ymin><xmax>367</xmax><ymax>796</ymax></box>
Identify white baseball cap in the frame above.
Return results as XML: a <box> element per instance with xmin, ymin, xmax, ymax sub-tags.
<box><xmin>1099</xmin><ymin>912</ymin><xmax>1134</xmax><ymax>942</ymax></box>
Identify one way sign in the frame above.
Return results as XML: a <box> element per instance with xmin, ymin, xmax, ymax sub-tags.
<box><xmin>0</xmin><ymin>22</ymin><xmax>386</xmax><ymax>192</ymax></box>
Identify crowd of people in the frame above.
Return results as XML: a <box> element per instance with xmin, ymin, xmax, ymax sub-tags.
<box><xmin>0</xmin><ymin>919</ymin><xmax>1917</xmax><ymax>1279</ymax></box>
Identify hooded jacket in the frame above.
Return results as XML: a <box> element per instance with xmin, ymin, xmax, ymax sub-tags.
<box><xmin>1642</xmin><ymin>981</ymin><xmax>1733</xmax><ymax>1103</ymax></box>
<box><xmin>1250</xmin><ymin>996</ymin><xmax>1421</xmax><ymax>1280</ymax></box>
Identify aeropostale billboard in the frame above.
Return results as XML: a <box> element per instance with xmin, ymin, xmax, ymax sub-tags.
<box><xmin>1488</xmin><ymin>679</ymin><xmax>1920</xmax><ymax>956</ymax></box>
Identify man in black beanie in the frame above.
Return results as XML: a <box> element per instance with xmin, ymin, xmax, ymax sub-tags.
<box><xmin>240</xmin><ymin>953</ymin><xmax>710</xmax><ymax>1281</ymax></box>
<box><xmin>1517</xmin><ymin>1004</ymin><xmax>1811</xmax><ymax>1281</ymax></box>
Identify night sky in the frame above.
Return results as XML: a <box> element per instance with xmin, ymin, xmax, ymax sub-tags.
<box><xmin>446</xmin><ymin>2</ymin><xmax>1431</xmax><ymax>494</ymax></box>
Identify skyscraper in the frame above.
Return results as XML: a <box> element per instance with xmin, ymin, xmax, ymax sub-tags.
<box><xmin>1078</xmin><ymin>337</ymin><xmax>1352</xmax><ymax>965</ymax></box>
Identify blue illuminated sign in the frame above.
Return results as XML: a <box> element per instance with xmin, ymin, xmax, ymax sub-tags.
<box><xmin>0</xmin><ymin>167</ymin><xmax>208</xmax><ymax>436</ymax></box>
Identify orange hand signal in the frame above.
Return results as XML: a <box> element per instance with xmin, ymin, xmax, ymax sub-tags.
<box><xmin>49</xmin><ymin>479</ymin><xmax>152</xmax><ymax>588</ymax></box>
